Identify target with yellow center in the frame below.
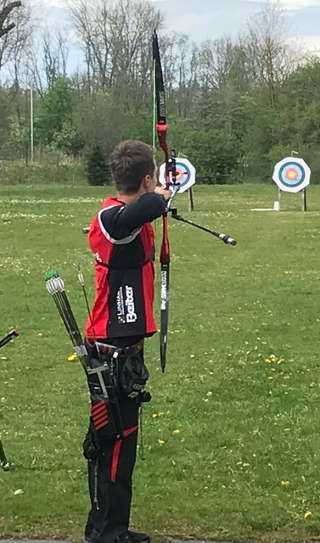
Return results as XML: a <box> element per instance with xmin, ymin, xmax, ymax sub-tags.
<box><xmin>159</xmin><ymin>158</ymin><xmax>196</xmax><ymax>194</ymax></box>
<box><xmin>273</xmin><ymin>157</ymin><xmax>311</xmax><ymax>193</ymax></box>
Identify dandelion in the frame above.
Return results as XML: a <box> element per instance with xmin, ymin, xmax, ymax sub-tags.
<box><xmin>172</xmin><ymin>429</ymin><xmax>181</xmax><ymax>435</ymax></box>
<box><xmin>67</xmin><ymin>353</ymin><xmax>78</xmax><ymax>362</ymax></box>
<box><xmin>236</xmin><ymin>461</ymin><xmax>250</xmax><ymax>468</ymax></box>
<box><xmin>158</xmin><ymin>439</ymin><xmax>165</xmax><ymax>445</ymax></box>
<box><xmin>0</xmin><ymin>356</ymin><xmax>8</xmax><ymax>360</ymax></box>
<box><xmin>304</xmin><ymin>511</ymin><xmax>312</xmax><ymax>519</ymax></box>
<box><xmin>280</xmin><ymin>480</ymin><xmax>290</xmax><ymax>486</ymax></box>
<box><xmin>264</xmin><ymin>354</ymin><xmax>285</xmax><ymax>365</ymax></box>
<box><xmin>152</xmin><ymin>412</ymin><xmax>164</xmax><ymax>419</ymax></box>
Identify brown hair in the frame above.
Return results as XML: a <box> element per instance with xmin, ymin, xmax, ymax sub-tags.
<box><xmin>111</xmin><ymin>140</ymin><xmax>155</xmax><ymax>194</ymax></box>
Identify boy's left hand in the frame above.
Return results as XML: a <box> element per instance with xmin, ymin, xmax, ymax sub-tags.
<box><xmin>155</xmin><ymin>186</ymin><xmax>172</xmax><ymax>200</ymax></box>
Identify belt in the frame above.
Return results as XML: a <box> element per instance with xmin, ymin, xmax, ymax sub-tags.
<box><xmin>93</xmin><ymin>339</ymin><xmax>144</xmax><ymax>358</ymax></box>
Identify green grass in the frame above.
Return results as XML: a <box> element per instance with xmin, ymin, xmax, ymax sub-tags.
<box><xmin>1</xmin><ymin>184</ymin><xmax>320</xmax><ymax>542</ymax></box>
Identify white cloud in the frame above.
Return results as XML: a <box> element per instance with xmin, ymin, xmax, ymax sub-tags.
<box><xmin>280</xmin><ymin>0</ymin><xmax>318</xmax><ymax>9</ymax></box>
<box><xmin>245</xmin><ymin>0</ymin><xmax>318</xmax><ymax>8</ymax></box>
<box><xmin>288</xmin><ymin>33</ymin><xmax>320</xmax><ymax>52</ymax></box>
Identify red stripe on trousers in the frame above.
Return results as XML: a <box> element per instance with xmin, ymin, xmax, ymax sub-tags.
<box><xmin>110</xmin><ymin>425</ymin><xmax>139</xmax><ymax>483</ymax></box>
<box><xmin>91</xmin><ymin>401</ymin><xmax>109</xmax><ymax>430</ymax></box>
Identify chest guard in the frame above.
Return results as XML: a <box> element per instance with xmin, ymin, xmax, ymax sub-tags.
<box><xmin>85</xmin><ymin>198</ymin><xmax>157</xmax><ymax>339</ymax></box>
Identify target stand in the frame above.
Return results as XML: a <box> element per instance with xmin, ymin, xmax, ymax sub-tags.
<box><xmin>272</xmin><ymin>156</ymin><xmax>311</xmax><ymax>212</ymax></box>
<box><xmin>276</xmin><ymin>186</ymin><xmax>307</xmax><ymax>212</ymax></box>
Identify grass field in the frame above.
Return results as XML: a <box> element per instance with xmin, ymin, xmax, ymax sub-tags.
<box><xmin>1</xmin><ymin>183</ymin><xmax>320</xmax><ymax>543</ymax></box>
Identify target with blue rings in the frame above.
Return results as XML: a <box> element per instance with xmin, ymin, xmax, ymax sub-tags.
<box><xmin>159</xmin><ymin>158</ymin><xmax>196</xmax><ymax>194</ymax></box>
<box><xmin>175</xmin><ymin>161</ymin><xmax>191</xmax><ymax>188</ymax></box>
<box><xmin>279</xmin><ymin>162</ymin><xmax>305</xmax><ymax>189</ymax></box>
<box><xmin>273</xmin><ymin>157</ymin><xmax>311</xmax><ymax>194</ymax></box>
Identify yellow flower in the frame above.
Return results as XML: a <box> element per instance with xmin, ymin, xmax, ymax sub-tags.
<box><xmin>280</xmin><ymin>480</ymin><xmax>290</xmax><ymax>486</ymax></box>
<box><xmin>158</xmin><ymin>439</ymin><xmax>165</xmax><ymax>445</ymax></box>
<box><xmin>304</xmin><ymin>511</ymin><xmax>312</xmax><ymax>519</ymax></box>
<box><xmin>152</xmin><ymin>412</ymin><xmax>164</xmax><ymax>419</ymax></box>
<box><xmin>172</xmin><ymin>429</ymin><xmax>181</xmax><ymax>435</ymax></box>
<box><xmin>67</xmin><ymin>353</ymin><xmax>78</xmax><ymax>362</ymax></box>
<box><xmin>264</xmin><ymin>354</ymin><xmax>285</xmax><ymax>364</ymax></box>
<box><xmin>0</xmin><ymin>356</ymin><xmax>8</xmax><ymax>360</ymax></box>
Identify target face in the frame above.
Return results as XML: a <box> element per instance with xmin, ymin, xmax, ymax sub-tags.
<box><xmin>159</xmin><ymin>158</ymin><xmax>196</xmax><ymax>194</ymax></box>
<box><xmin>273</xmin><ymin>157</ymin><xmax>311</xmax><ymax>193</ymax></box>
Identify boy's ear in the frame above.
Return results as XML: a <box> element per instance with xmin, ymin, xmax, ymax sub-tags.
<box><xmin>143</xmin><ymin>174</ymin><xmax>152</xmax><ymax>189</ymax></box>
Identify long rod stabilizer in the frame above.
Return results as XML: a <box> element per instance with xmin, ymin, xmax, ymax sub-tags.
<box><xmin>170</xmin><ymin>209</ymin><xmax>237</xmax><ymax>246</ymax></box>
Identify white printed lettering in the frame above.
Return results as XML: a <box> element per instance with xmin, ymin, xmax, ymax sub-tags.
<box><xmin>125</xmin><ymin>286</ymin><xmax>137</xmax><ymax>323</ymax></box>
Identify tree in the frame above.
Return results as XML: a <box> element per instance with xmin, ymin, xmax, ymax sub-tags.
<box><xmin>0</xmin><ymin>1</ymin><xmax>31</xmax><ymax>73</ymax></box>
<box><xmin>86</xmin><ymin>145</ymin><xmax>109</xmax><ymax>185</ymax></box>
<box><xmin>35</xmin><ymin>77</ymin><xmax>75</xmax><ymax>147</ymax></box>
<box><xmin>70</xmin><ymin>0</ymin><xmax>162</xmax><ymax>108</ymax></box>
<box><xmin>183</xmin><ymin>129</ymin><xmax>241</xmax><ymax>184</ymax></box>
<box><xmin>244</xmin><ymin>1</ymin><xmax>294</xmax><ymax>106</ymax></box>
<box><xmin>0</xmin><ymin>1</ymin><xmax>21</xmax><ymax>38</ymax></box>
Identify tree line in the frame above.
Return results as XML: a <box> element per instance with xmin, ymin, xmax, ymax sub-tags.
<box><xmin>1</xmin><ymin>0</ymin><xmax>320</xmax><ymax>185</ymax></box>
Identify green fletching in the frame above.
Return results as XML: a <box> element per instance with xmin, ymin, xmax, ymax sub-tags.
<box><xmin>44</xmin><ymin>270</ymin><xmax>60</xmax><ymax>281</ymax></box>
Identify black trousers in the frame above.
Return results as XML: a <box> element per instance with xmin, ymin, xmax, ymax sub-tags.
<box><xmin>84</xmin><ymin>401</ymin><xmax>139</xmax><ymax>543</ymax></box>
<box><xmin>83</xmin><ymin>342</ymin><xmax>147</xmax><ymax>543</ymax></box>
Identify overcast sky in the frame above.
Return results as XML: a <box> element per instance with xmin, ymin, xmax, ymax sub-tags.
<box><xmin>30</xmin><ymin>0</ymin><xmax>320</xmax><ymax>62</ymax></box>
<box><xmin>154</xmin><ymin>0</ymin><xmax>320</xmax><ymax>50</ymax></box>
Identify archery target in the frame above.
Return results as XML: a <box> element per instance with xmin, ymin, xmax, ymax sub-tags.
<box><xmin>159</xmin><ymin>158</ymin><xmax>196</xmax><ymax>194</ymax></box>
<box><xmin>273</xmin><ymin>157</ymin><xmax>311</xmax><ymax>193</ymax></box>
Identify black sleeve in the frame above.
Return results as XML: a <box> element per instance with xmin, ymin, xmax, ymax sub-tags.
<box><xmin>101</xmin><ymin>193</ymin><xmax>167</xmax><ymax>240</ymax></box>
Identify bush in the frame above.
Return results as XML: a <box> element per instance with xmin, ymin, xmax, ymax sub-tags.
<box><xmin>85</xmin><ymin>146</ymin><xmax>110</xmax><ymax>186</ymax></box>
<box><xmin>0</xmin><ymin>160</ymin><xmax>86</xmax><ymax>185</ymax></box>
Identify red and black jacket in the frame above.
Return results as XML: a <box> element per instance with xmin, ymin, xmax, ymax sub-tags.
<box><xmin>85</xmin><ymin>195</ymin><xmax>165</xmax><ymax>339</ymax></box>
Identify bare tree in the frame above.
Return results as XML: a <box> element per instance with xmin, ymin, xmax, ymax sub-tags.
<box><xmin>0</xmin><ymin>0</ymin><xmax>21</xmax><ymax>38</ymax></box>
<box><xmin>70</xmin><ymin>0</ymin><xmax>162</xmax><ymax>102</ymax></box>
<box><xmin>198</xmin><ymin>37</ymin><xmax>247</xmax><ymax>92</ymax></box>
<box><xmin>42</xmin><ymin>29</ymin><xmax>69</xmax><ymax>88</ymax></box>
<box><xmin>27</xmin><ymin>28</ymin><xmax>70</xmax><ymax>95</ymax></box>
<box><xmin>0</xmin><ymin>0</ymin><xmax>31</xmax><ymax>74</ymax></box>
<box><xmin>244</xmin><ymin>1</ymin><xmax>294</xmax><ymax>106</ymax></box>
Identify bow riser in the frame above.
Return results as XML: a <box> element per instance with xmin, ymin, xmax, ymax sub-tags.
<box><xmin>153</xmin><ymin>30</ymin><xmax>180</xmax><ymax>372</ymax></box>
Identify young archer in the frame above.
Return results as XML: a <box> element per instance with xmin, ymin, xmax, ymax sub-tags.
<box><xmin>83</xmin><ymin>140</ymin><xmax>170</xmax><ymax>543</ymax></box>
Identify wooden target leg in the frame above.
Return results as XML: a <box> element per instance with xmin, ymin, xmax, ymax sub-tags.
<box><xmin>278</xmin><ymin>188</ymin><xmax>281</xmax><ymax>211</ymax></box>
<box><xmin>188</xmin><ymin>187</ymin><xmax>194</xmax><ymax>212</ymax></box>
<box><xmin>302</xmin><ymin>188</ymin><xmax>307</xmax><ymax>212</ymax></box>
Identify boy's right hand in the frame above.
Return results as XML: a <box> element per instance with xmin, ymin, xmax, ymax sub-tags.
<box><xmin>155</xmin><ymin>186</ymin><xmax>172</xmax><ymax>200</ymax></box>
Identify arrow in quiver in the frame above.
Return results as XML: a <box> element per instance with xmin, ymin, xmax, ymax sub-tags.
<box><xmin>44</xmin><ymin>270</ymin><xmax>88</xmax><ymax>373</ymax></box>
